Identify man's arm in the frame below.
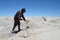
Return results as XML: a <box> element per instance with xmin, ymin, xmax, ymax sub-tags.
<box><xmin>22</xmin><ymin>14</ymin><xmax>26</xmax><ymax>21</ymax></box>
<box><xmin>22</xmin><ymin>14</ymin><xmax>29</xmax><ymax>23</ymax></box>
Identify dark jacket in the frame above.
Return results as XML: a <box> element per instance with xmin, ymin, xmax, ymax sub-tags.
<box><xmin>14</xmin><ymin>11</ymin><xmax>26</xmax><ymax>21</ymax></box>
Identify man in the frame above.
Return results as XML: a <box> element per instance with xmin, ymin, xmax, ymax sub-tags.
<box><xmin>12</xmin><ymin>8</ymin><xmax>28</xmax><ymax>33</ymax></box>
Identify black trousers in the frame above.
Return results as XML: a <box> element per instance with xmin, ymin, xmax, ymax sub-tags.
<box><xmin>12</xmin><ymin>20</ymin><xmax>20</xmax><ymax>31</ymax></box>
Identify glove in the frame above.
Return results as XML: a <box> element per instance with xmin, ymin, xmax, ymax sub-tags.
<box><xmin>20</xmin><ymin>19</ymin><xmax>23</xmax><ymax>20</ymax></box>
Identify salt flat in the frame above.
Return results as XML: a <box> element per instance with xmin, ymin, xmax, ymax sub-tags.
<box><xmin>0</xmin><ymin>16</ymin><xmax>60</xmax><ymax>40</ymax></box>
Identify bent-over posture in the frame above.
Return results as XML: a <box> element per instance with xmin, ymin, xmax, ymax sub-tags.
<box><xmin>12</xmin><ymin>8</ymin><xmax>27</xmax><ymax>33</ymax></box>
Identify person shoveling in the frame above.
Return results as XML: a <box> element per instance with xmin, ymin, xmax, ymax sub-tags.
<box><xmin>11</xmin><ymin>8</ymin><xmax>29</xmax><ymax>34</ymax></box>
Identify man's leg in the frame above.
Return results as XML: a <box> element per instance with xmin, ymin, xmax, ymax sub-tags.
<box><xmin>18</xmin><ymin>21</ymin><xmax>21</xmax><ymax>32</ymax></box>
<box><xmin>12</xmin><ymin>22</ymin><xmax>17</xmax><ymax>31</ymax></box>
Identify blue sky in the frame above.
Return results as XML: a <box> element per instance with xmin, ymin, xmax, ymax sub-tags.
<box><xmin>0</xmin><ymin>0</ymin><xmax>60</xmax><ymax>17</ymax></box>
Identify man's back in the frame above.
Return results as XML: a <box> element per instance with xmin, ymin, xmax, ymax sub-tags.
<box><xmin>14</xmin><ymin>11</ymin><xmax>26</xmax><ymax>21</ymax></box>
<box><xmin>14</xmin><ymin>11</ymin><xmax>21</xmax><ymax>21</ymax></box>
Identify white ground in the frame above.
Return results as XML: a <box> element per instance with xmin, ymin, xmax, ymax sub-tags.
<box><xmin>0</xmin><ymin>16</ymin><xmax>60</xmax><ymax>40</ymax></box>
